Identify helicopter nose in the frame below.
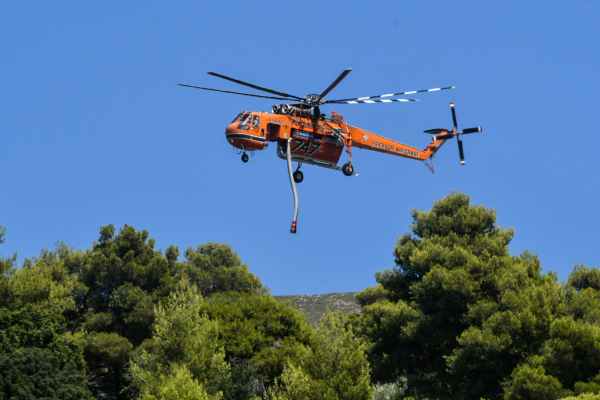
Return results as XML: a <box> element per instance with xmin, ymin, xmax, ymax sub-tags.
<box><xmin>226</xmin><ymin>123</ymin><xmax>237</xmax><ymax>132</ymax></box>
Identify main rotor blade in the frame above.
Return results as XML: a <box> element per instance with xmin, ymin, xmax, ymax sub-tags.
<box><xmin>318</xmin><ymin>68</ymin><xmax>353</xmax><ymax>100</ymax></box>
<box><xmin>207</xmin><ymin>72</ymin><xmax>304</xmax><ymax>101</ymax></box>
<box><xmin>326</xmin><ymin>98</ymin><xmax>419</xmax><ymax>104</ymax></box>
<box><xmin>178</xmin><ymin>84</ymin><xmax>297</xmax><ymax>101</ymax></box>
<box><xmin>450</xmin><ymin>102</ymin><xmax>458</xmax><ymax>130</ymax></box>
<box><xmin>327</xmin><ymin>86</ymin><xmax>455</xmax><ymax>103</ymax></box>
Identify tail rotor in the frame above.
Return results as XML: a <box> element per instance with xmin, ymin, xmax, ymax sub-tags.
<box><xmin>424</xmin><ymin>102</ymin><xmax>482</xmax><ymax>165</ymax></box>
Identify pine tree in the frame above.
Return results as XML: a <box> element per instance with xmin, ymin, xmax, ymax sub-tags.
<box><xmin>349</xmin><ymin>192</ymin><xmax>564</xmax><ymax>399</ymax></box>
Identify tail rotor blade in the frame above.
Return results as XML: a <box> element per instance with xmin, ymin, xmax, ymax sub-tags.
<box><xmin>450</xmin><ymin>102</ymin><xmax>458</xmax><ymax>131</ymax></box>
<box><xmin>424</xmin><ymin>128</ymin><xmax>448</xmax><ymax>134</ymax></box>
<box><xmin>462</xmin><ymin>127</ymin><xmax>482</xmax><ymax>134</ymax></box>
<box><xmin>434</xmin><ymin>134</ymin><xmax>454</xmax><ymax>141</ymax></box>
<box><xmin>457</xmin><ymin>138</ymin><xmax>465</xmax><ymax>165</ymax></box>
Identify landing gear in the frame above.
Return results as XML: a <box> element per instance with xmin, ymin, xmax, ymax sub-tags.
<box><xmin>293</xmin><ymin>163</ymin><xmax>304</xmax><ymax>183</ymax></box>
<box><xmin>342</xmin><ymin>163</ymin><xmax>353</xmax><ymax>176</ymax></box>
<box><xmin>241</xmin><ymin>153</ymin><xmax>249</xmax><ymax>163</ymax></box>
<box><xmin>293</xmin><ymin>170</ymin><xmax>304</xmax><ymax>183</ymax></box>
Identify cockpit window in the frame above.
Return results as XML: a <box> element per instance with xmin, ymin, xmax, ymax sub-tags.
<box><xmin>252</xmin><ymin>115</ymin><xmax>260</xmax><ymax>128</ymax></box>
<box><xmin>232</xmin><ymin>113</ymin><xmax>250</xmax><ymax>123</ymax></box>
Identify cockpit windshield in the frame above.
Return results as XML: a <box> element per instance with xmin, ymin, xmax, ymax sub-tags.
<box><xmin>232</xmin><ymin>113</ymin><xmax>251</xmax><ymax>123</ymax></box>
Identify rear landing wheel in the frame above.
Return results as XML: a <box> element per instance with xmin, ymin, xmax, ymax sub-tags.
<box><xmin>241</xmin><ymin>153</ymin><xmax>249</xmax><ymax>163</ymax></box>
<box><xmin>342</xmin><ymin>163</ymin><xmax>353</xmax><ymax>176</ymax></box>
<box><xmin>293</xmin><ymin>170</ymin><xmax>304</xmax><ymax>183</ymax></box>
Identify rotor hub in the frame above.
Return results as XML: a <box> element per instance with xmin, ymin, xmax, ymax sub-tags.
<box><xmin>304</xmin><ymin>94</ymin><xmax>321</xmax><ymax>105</ymax></box>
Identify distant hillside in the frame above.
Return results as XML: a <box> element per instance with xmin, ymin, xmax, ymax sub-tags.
<box><xmin>273</xmin><ymin>292</ymin><xmax>361</xmax><ymax>325</ymax></box>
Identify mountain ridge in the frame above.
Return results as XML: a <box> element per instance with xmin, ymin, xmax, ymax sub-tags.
<box><xmin>273</xmin><ymin>292</ymin><xmax>361</xmax><ymax>324</ymax></box>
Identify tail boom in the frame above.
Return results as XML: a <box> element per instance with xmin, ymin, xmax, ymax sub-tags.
<box><xmin>343</xmin><ymin>124</ymin><xmax>445</xmax><ymax>161</ymax></box>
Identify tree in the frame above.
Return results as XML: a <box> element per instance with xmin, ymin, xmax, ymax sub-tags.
<box><xmin>200</xmin><ymin>293</ymin><xmax>312</xmax><ymax>386</ymax></box>
<box><xmin>568</xmin><ymin>264</ymin><xmax>600</xmax><ymax>291</ymax></box>
<box><xmin>273</xmin><ymin>311</ymin><xmax>373</xmax><ymax>400</ymax></box>
<box><xmin>0</xmin><ymin>304</ymin><xmax>85</xmax><ymax>368</ymax></box>
<box><xmin>137</xmin><ymin>363</ymin><xmax>215</xmax><ymax>400</ymax></box>
<box><xmin>130</xmin><ymin>281</ymin><xmax>229</xmax><ymax>399</ymax></box>
<box><xmin>221</xmin><ymin>357</ymin><xmax>262</xmax><ymax>400</ymax></box>
<box><xmin>349</xmin><ymin>192</ymin><xmax>564</xmax><ymax>399</ymax></box>
<box><xmin>0</xmin><ymin>223</ymin><xmax>17</xmax><ymax>306</ymax></box>
<box><xmin>0</xmin><ymin>303</ymin><xmax>91</xmax><ymax>399</ymax></box>
<box><xmin>1</xmin><ymin>245</ymin><xmax>83</xmax><ymax>314</ymax></box>
<box><xmin>0</xmin><ymin>347</ymin><xmax>93</xmax><ymax>400</ymax></box>
<box><xmin>182</xmin><ymin>243</ymin><xmax>266</xmax><ymax>297</ymax></box>
<box><xmin>503</xmin><ymin>265</ymin><xmax>600</xmax><ymax>399</ymax></box>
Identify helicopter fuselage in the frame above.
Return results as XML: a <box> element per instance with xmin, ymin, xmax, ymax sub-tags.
<box><xmin>225</xmin><ymin>109</ymin><xmax>447</xmax><ymax>169</ymax></box>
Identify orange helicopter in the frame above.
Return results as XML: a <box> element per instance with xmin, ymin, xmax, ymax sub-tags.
<box><xmin>179</xmin><ymin>69</ymin><xmax>482</xmax><ymax>233</ymax></box>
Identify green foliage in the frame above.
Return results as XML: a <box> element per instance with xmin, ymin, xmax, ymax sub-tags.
<box><xmin>566</xmin><ymin>287</ymin><xmax>600</xmax><ymax>325</ymax></box>
<box><xmin>270</xmin><ymin>361</ymin><xmax>321</xmax><ymax>400</ymax></box>
<box><xmin>345</xmin><ymin>299</ymin><xmax>419</xmax><ymax>380</ymax></box>
<box><xmin>137</xmin><ymin>363</ymin><xmax>216</xmax><ymax>400</ymax></box>
<box><xmin>73</xmin><ymin>224</ymin><xmax>263</xmax><ymax>399</ymax></box>
<box><xmin>504</xmin><ymin>356</ymin><xmax>570</xmax><ymax>400</ymax></box>
<box><xmin>373</xmin><ymin>378</ymin><xmax>407</xmax><ymax>400</ymax></box>
<box><xmin>84</xmin><ymin>331</ymin><xmax>133</xmax><ymax>397</ymax></box>
<box><xmin>221</xmin><ymin>358</ymin><xmax>262</xmax><ymax>400</ymax></box>
<box><xmin>0</xmin><ymin>304</ymin><xmax>84</xmax><ymax>368</ymax></box>
<box><xmin>355</xmin><ymin>285</ymin><xmax>389</xmax><ymax>308</ymax></box>
<box><xmin>4</xmin><ymin>198</ymin><xmax>599</xmax><ymax>400</ymax></box>
<box><xmin>561</xmin><ymin>394</ymin><xmax>600</xmax><ymax>400</ymax></box>
<box><xmin>573</xmin><ymin>374</ymin><xmax>600</xmax><ymax>396</ymax></box>
<box><xmin>447</xmin><ymin>264</ymin><xmax>564</xmax><ymax>397</ymax></box>
<box><xmin>543</xmin><ymin>318</ymin><xmax>600</xmax><ymax>388</ymax></box>
<box><xmin>0</xmin><ymin>241</ymin><xmax>91</xmax><ymax>400</ymax></box>
<box><xmin>0</xmin><ymin>223</ymin><xmax>5</xmax><ymax>245</ymax></box>
<box><xmin>201</xmin><ymin>293</ymin><xmax>312</xmax><ymax>385</ymax></box>
<box><xmin>0</xmin><ymin>254</ymin><xmax>16</xmax><ymax>309</ymax></box>
<box><xmin>350</xmin><ymin>192</ymin><xmax>565</xmax><ymax>399</ymax></box>
<box><xmin>0</xmin><ymin>222</ymin><xmax>292</xmax><ymax>399</ymax></box>
<box><xmin>273</xmin><ymin>311</ymin><xmax>373</xmax><ymax>400</ymax></box>
<box><xmin>2</xmin><ymin>245</ymin><xmax>83</xmax><ymax>314</ymax></box>
<box><xmin>568</xmin><ymin>264</ymin><xmax>600</xmax><ymax>291</ymax></box>
<box><xmin>131</xmin><ymin>281</ymin><xmax>229</xmax><ymax>398</ymax></box>
<box><xmin>182</xmin><ymin>243</ymin><xmax>266</xmax><ymax>297</ymax></box>
<box><xmin>504</xmin><ymin>317</ymin><xmax>600</xmax><ymax>399</ymax></box>
<box><xmin>0</xmin><ymin>347</ymin><xmax>93</xmax><ymax>400</ymax></box>
<box><xmin>78</xmin><ymin>224</ymin><xmax>174</xmax><ymax>338</ymax></box>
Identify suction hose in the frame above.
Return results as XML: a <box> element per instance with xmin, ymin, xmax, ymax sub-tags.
<box><xmin>286</xmin><ymin>138</ymin><xmax>299</xmax><ymax>233</ymax></box>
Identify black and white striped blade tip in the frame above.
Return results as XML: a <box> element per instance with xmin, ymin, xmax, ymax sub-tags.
<box><xmin>330</xmin><ymin>98</ymin><xmax>419</xmax><ymax>104</ymax></box>
<box><xmin>328</xmin><ymin>86</ymin><xmax>455</xmax><ymax>103</ymax></box>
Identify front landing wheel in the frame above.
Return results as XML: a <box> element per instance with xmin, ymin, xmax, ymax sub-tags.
<box><xmin>241</xmin><ymin>153</ymin><xmax>249</xmax><ymax>163</ymax></box>
<box><xmin>342</xmin><ymin>163</ymin><xmax>353</xmax><ymax>176</ymax></box>
<box><xmin>293</xmin><ymin>170</ymin><xmax>304</xmax><ymax>183</ymax></box>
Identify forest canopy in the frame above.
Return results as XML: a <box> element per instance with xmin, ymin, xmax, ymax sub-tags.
<box><xmin>0</xmin><ymin>193</ymin><xmax>598</xmax><ymax>400</ymax></box>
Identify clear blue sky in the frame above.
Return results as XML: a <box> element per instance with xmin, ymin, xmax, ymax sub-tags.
<box><xmin>1</xmin><ymin>2</ymin><xmax>598</xmax><ymax>295</ymax></box>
